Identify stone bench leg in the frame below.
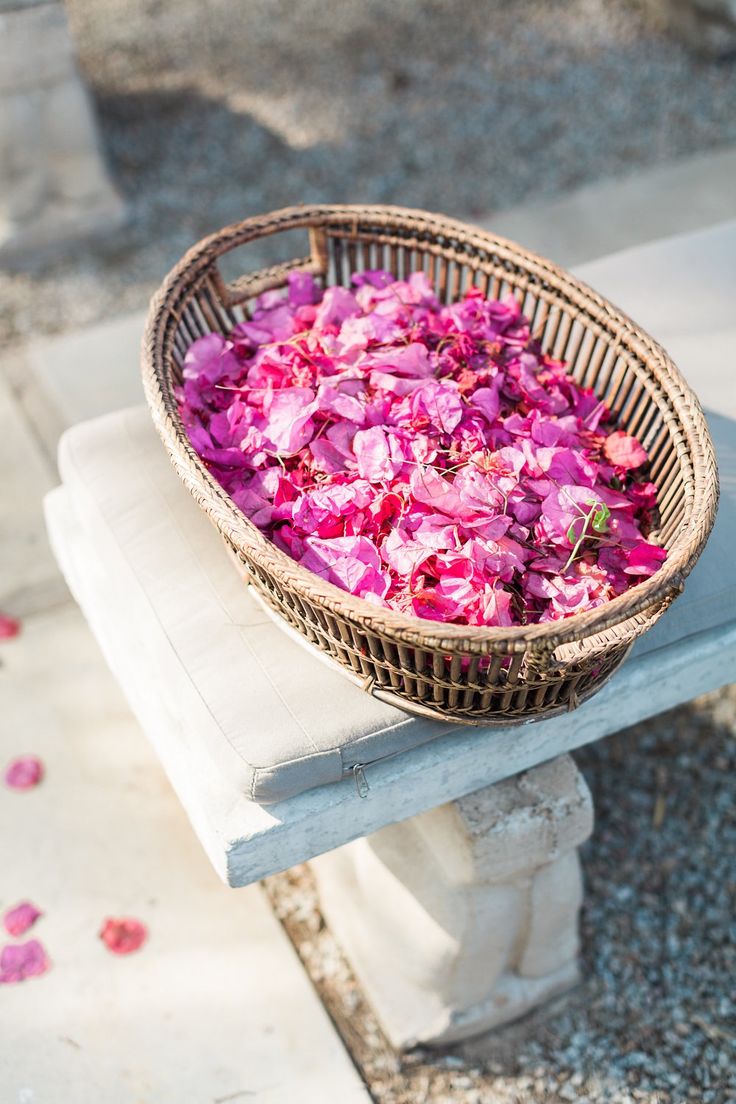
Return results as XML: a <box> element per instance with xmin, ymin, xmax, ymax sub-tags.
<box><xmin>310</xmin><ymin>754</ymin><xmax>593</xmax><ymax>1048</ymax></box>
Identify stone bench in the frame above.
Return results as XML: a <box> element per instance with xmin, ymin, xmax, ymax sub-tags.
<box><xmin>44</xmin><ymin>222</ymin><xmax>736</xmax><ymax>1047</ymax></box>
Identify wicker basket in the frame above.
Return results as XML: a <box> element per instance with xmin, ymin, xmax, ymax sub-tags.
<box><xmin>142</xmin><ymin>204</ymin><xmax>718</xmax><ymax>725</ymax></box>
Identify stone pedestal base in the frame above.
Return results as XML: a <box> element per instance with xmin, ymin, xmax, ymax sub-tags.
<box><xmin>0</xmin><ymin>0</ymin><xmax>126</xmax><ymax>266</ymax></box>
<box><xmin>311</xmin><ymin>755</ymin><xmax>593</xmax><ymax>1048</ymax></box>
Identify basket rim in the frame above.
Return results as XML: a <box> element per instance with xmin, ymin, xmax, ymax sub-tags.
<box><xmin>141</xmin><ymin>202</ymin><xmax>719</xmax><ymax>655</ymax></box>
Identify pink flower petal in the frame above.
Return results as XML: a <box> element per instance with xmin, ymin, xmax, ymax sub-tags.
<box><xmin>3</xmin><ymin>902</ymin><xmax>42</xmax><ymax>937</ymax></box>
<box><xmin>0</xmin><ymin>613</ymin><xmax>21</xmax><ymax>639</ymax></box>
<box><xmin>382</xmin><ymin>527</ymin><xmax>435</xmax><ymax>576</ymax></box>
<box><xmin>313</xmin><ymin>286</ymin><xmax>359</xmax><ymax>328</ymax></box>
<box><xmin>287</xmin><ymin>270</ymin><xmax>320</xmax><ymax>307</ymax></box>
<box><xmin>352</xmin><ymin>426</ymin><xmax>404</xmax><ymax>483</ymax></box>
<box><xmin>301</xmin><ymin>536</ymin><xmax>390</xmax><ymax>601</ymax></box>
<box><xmin>0</xmin><ymin>939</ymin><xmax>50</xmax><ymax>983</ymax></box>
<box><xmin>471</xmin><ymin>384</ymin><xmax>501</xmax><ymax>424</ymax></box>
<box><xmin>472</xmin><ymin>582</ymin><xmax>515</xmax><ymax>627</ymax></box>
<box><xmin>4</xmin><ymin>756</ymin><xmax>44</xmax><ymax>790</ymax></box>
<box><xmin>410</xmin><ymin>379</ymin><xmax>463</xmax><ymax>433</ymax></box>
<box><xmin>100</xmin><ymin>917</ymin><xmax>148</xmax><ymax>955</ymax></box>
<box><xmin>624</xmin><ymin>541</ymin><xmax>667</xmax><ymax>576</ymax></box>
<box><xmin>411</xmin><ymin>587</ymin><xmax>464</xmax><ymax>622</ymax></box>
<box><xmin>604</xmin><ymin>431</ymin><xmax>648</xmax><ymax>469</ymax></box>
<box><xmin>368</xmin><ymin>342</ymin><xmax>433</xmax><ymax>378</ymax></box>
<box><xmin>261</xmin><ymin>388</ymin><xmax>317</xmax><ymax>455</ymax></box>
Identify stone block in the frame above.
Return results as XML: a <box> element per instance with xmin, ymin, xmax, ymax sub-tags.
<box><xmin>311</xmin><ymin>754</ymin><xmax>593</xmax><ymax>1047</ymax></box>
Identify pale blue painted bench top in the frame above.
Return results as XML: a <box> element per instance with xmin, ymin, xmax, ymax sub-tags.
<box><xmin>45</xmin><ymin>222</ymin><xmax>736</xmax><ymax>887</ymax></box>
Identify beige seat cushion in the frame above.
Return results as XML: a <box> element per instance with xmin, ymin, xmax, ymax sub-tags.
<box><xmin>58</xmin><ymin>407</ymin><xmax>453</xmax><ymax>802</ymax></box>
<box><xmin>57</xmin><ymin>402</ymin><xmax>734</xmax><ymax>804</ymax></box>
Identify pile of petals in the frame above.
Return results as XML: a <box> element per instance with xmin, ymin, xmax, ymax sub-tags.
<box><xmin>176</xmin><ymin>270</ymin><xmax>666</xmax><ymax>627</ymax></box>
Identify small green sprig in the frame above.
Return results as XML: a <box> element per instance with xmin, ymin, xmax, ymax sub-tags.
<box><xmin>562</xmin><ymin>499</ymin><xmax>611</xmax><ymax>573</ymax></box>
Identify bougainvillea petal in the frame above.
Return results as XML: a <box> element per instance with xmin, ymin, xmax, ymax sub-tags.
<box><xmin>0</xmin><ymin>939</ymin><xmax>50</xmax><ymax>983</ymax></box>
<box><xmin>352</xmin><ymin>426</ymin><xmax>403</xmax><ymax>483</ymax></box>
<box><xmin>624</xmin><ymin>541</ymin><xmax>668</xmax><ymax>575</ymax></box>
<box><xmin>99</xmin><ymin>917</ymin><xmax>148</xmax><ymax>955</ymax></box>
<box><xmin>261</xmin><ymin>388</ymin><xmax>317</xmax><ymax>455</ymax></box>
<box><xmin>0</xmin><ymin>613</ymin><xmax>21</xmax><ymax>639</ymax></box>
<box><xmin>178</xmin><ymin>271</ymin><xmax>666</xmax><ymax>627</ymax></box>
<box><xmin>604</xmin><ymin>430</ymin><xmax>648</xmax><ymax>469</ymax></box>
<box><xmin>4</xmin><ymin>756</ymin><xmax>44</xmax><ymax>790</ymax></box>
<box><xmin>3</xmin><ymin>902</ymin><xmax>42</xmax><ymax>937</ymax></box>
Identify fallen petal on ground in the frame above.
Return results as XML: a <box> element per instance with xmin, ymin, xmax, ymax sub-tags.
<box><xmin>99</xmin><ymin>917</ymin><xmax>148</xmax><ymax>955</ymax></box>
<box><xmin>0</xmin><ymin>940</ymin><xmax>50</xmax><ymax>983</ymax></box>
<box><xmin>4</xmin><ymin>756</ymin><xmax>44</xmax><ymax>790</ymax></box>
<box><xmin>0</xmin><ymin>613</ymin><xmax>21</xmax><ymax>639</ymax></box>
<box><xmin>3</xmin><ymin>902</ymin><xmax>43</xmax><ymax>937</ymax></box>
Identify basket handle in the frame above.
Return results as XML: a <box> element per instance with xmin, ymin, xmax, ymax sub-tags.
<box><xmin>368</xmin><ymin>684</ymin><xmax>477</xmax><ymax>725</ymax></box>
<box><xmin>212</xmin><ymin>227</ymin><xmax>330</xmax><ymax>307</ymax></box>
<box><xmin>533</xmin><ymin>571</ymin><xmax>686</xmax><ymax>673</ymax></box>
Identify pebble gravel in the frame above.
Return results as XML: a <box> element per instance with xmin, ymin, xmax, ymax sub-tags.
<box><xmin>2</xmin><ymin>1</ymin><xmax>736</xmax><ymax>342</ymax></box>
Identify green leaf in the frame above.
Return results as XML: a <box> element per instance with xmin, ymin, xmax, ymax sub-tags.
<box><xmin>591</xmin><ymin>502</ymin><xmax>610</xmax><ymax>533</ymax></box>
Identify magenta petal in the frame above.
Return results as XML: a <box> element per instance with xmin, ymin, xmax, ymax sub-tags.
<box><xmin>0</xmin><ymin>613</ymin><xmax>21</xmax><ymax>640</ymax></box>
<box><xmin>624</xmin><ymin>541</ymin><xmax>667</xmax><ymax>576</ymax></box>
<box><xmin>604</xmin><ymin>431</ymin><xmax>648</xmax><ymax>469</ymax></box>
<box><xmin>313</xmin><ymin>286</ymin><xmax>359</xmax><ymax>328</ymax></box>
<box><xmin>0</xmin><ymin>939</ymin><xmax>50</xmax><ymax>983</ymax></box>
<box><xmin>3</xmin><ymin>902</ymin><xmax>42</xmax><ymax>937</ymax></box>
<box><xmin>262</xmin><ymin>388</ymin><xmax>317</xmax><ymax>455</ymax></box>
<box><xmin>411</xmin><ymin>587</ymin><xmax>463</xmax><ymax>622</ymax></box>
<box><xmin>471</xmin><ymin>384</ymin><xmax>501</xmax><ymax>424</ymax></box>
<box><xmin>301</xmin><ymin>536</ymin><xmax>390</xmax><ymax>600</ymax></box>
<box><xmin>100</xmin><ymin>917</ymin><xmax>148</xmax><ymax>955</ymax></box>
<box><xmin>287</xmin><ymin>270</ymin><xmax>320</xmax><ymax>306</ymax></box>
<box><xmin>4</xmin><ymin>756</ymin><xmax>44</xmax><ymax>790</ymax></box>
<box><xmin>352</xmin><ymin>426</ymin><xmax>403</xmax><ymax>482</ymax></box>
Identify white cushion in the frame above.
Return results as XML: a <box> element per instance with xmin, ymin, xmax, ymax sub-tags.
<box><xmin>57</xmin><ymin>407</ymin><xmax>453</xmax><ymax>802</ymax></box>
<box><xmin>55</xmin><ymin>402</ymin><xmax>734</xmax><ymax>804</ymax></box>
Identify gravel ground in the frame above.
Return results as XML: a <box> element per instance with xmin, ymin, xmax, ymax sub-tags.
<box><xmin>3</xmin><ymin>0</ymin><xmax>736</xmax><ymax>341</ymax></box>
<box><xmin>265</xmin><ymin>684</ymin><xmax>736</xmax><ymax>1104</ymax></box>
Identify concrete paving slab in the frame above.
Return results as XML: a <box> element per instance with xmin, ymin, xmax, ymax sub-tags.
<box><xmin>25</xmin><ymin>309</ymin><xmax>145</xmax><ymax>429</ymax></box>
<box><xmin>2</xmin><ymin>312</ymin><xmax>146</xmax><ymax>458</ymax></box>
<box><xmin>0</xmin><ymin>373</ymin><xmax>66</xmax><ymax>616</ymax></box>
<box><xmin>0</xmin><ymin>604</ymin><xmax>370</xmax><ymax>1104</ymax></box>
<box><xmin>483</xmin><ymin>148</ymin><xmax>736</xmax><ymax>268</ymax></box>
<box><xmin>575</xmin><ymin>219</ymin><xmax>736</xmax><ymax>419</ymax></box>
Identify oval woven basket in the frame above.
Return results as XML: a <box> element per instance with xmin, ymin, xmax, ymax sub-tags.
<box><xmin>142</xmin><ymin>204</ymin><xmax>718</xmax><ymax>725</ymax></box>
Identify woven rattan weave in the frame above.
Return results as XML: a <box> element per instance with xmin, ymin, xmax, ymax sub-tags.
<box><xmin>142</xmin><ymin>205</ymin><xmax>718</xmax><ymax>725</ymax></box>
